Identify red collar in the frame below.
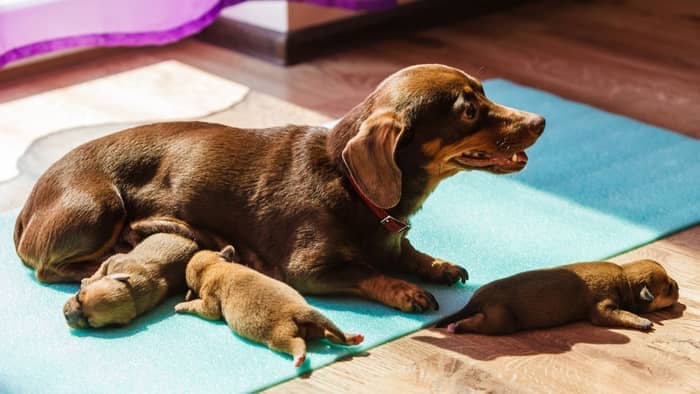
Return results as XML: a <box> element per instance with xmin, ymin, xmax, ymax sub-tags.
<box><xmin>343</xmin><ymin>163</ymin><xmax>410</xmax><ymax>233</ymax></box>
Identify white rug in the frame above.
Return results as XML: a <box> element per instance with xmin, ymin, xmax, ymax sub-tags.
<box><xmin>0</xmin><ymin>60</ymin><xmax>249</xmax><ymax>181</ymax></box>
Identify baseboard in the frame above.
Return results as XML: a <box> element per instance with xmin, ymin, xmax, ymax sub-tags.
<box><xmin>0</xmin><ymin>48</ymin><xmax>122</xmax><ymax>84</ymax></box>
<box><xmin>197</xmin><ymin>16</ymin><xmax>289</xmax><ymax>65</ymax></box>
<box><xmin>197</xmin><ymin>0</ymin><xmax>526</xmax><ymax>65</ymax></box>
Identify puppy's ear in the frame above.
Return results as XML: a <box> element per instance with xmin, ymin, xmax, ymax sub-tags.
<box><xmin>342</xmin><ymin>111</ymin><xmax>405</xmax><ymax>209</ymax></box>
<box><xmin>218</xmin><ymin>245</ymin><xmax>237</xmax><ymax>262</ymax></box>
<box><xmin>639</xmin><ymin>285</ymin><xmax>654</xmax><ymax>302</ymax></box>
<box><xmin>107</xmin><ymin>273</ymin><xmax>130</xmax><ymax>283</ymax></box>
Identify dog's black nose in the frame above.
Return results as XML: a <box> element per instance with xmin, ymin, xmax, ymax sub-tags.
<box><xmin>64</xmin><ymin>308</ymin><xmax>85</xmax><ymax>327</ymax></box>
<box><xmin>531</xmin><ymin>116</ymin><xmax>546</xmax><ymax>135</ymax></box>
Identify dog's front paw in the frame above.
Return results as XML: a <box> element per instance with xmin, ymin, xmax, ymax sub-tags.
<box><xmin>394</xmin><ymin>282</ymin><xmax>439</xmax><ymax>313</ymax></box>
<box><xmin>421</xmin><ymin>259</ymin><xmax>468</xmax><ymax>286</ymax></box>
<box><xmin>637</xmin><ymin>318</ymin><xmax>654</xmax><ymax>331</ymax></box>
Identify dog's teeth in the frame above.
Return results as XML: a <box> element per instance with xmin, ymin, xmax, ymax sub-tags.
<box><xmin>511</xmin><ymin>153</ymin><xmax>518</xmax><ymax>162</ymax></box>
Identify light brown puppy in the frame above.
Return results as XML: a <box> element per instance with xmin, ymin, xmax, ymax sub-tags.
<box><xmin>443</xmin><ymin>259</ymin><xmax>679</xmax><ymax>335</ymax></box>
<box><xmin>176</xmin><ymin>246</ymin><xmax>364</xmax><ymax>367</ymax></box>
<box><xmin>63</xmin><ymin>233</ymin><xmax>198</xmax><ymax>328</ymax></box>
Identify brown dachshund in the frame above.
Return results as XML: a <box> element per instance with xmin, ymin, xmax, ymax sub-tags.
<box><xmin>14</xmin><ymin>64</ymin><xmax>545</xmax><ymax>315</ymax></box>
<box><xmin>442</xmin><ymin>260</ymin><xmax>680</xmax><ymax>334</ymax></box>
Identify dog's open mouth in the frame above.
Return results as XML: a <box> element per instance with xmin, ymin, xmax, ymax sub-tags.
<box><xmin>453</xmin><ymin>150</ymin><xmax>529</xmax><ymax>173</ymax></box>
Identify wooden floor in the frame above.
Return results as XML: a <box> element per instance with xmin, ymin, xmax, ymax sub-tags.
<box><xmin>1</xmin><ymin>0</ymin><xmax>698</xmax><ymax>392</ymax></box>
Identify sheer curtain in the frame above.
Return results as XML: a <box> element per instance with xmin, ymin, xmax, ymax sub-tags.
<box><xmin>0</xmin><ymin>0</ymin><xmax>397</xmax><ymax>68</ymax></box>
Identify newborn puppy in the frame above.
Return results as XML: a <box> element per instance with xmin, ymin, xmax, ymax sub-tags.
<box><xmin>444</xmin><ymin>259</ymin><xmax>679</xmax><ymax>335</ymax></box>
<box><xmin>63</xmin><ymin>233</ymin><xmax>198</xmax><ymax>328</ymax></box>
<box><xmin>175</xmin><ymin>246</ymin><xmax>364</xmax><ymax>367</ymax></box>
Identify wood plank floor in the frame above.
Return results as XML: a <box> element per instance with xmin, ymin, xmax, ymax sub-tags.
<box><xmin>1</xmin><ymin>0</ymin><xmax>698</xmax><ymax>392</ymax></box>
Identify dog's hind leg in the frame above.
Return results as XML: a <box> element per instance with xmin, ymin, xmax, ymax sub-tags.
<box><xmin>268</xmin><ymin>324</ymin><xmax>308</xmax><ymax>367</ymax></box>
<box><xmin>15</xmin><ymin>180</ymin><xmax>126</xmax><ymax>283</ymax></box>
<box><xmin>324</xmin><ymin>330</ymin><xmax>364</xmax><ymax>345</ymax></box>
<box><xmin>448</xmin><ymin>305</ymin><xmax>517</xmax><ymax>335</ymax></box>
<box><xmin>125</xmin><ymin>216</ymin><xmax>227</xmax><ymax>250</ymax></box>
<box><xmin>174</xmin><ymin>297</ymin><xmax>222</xmax><ymax>320</ymax></box>
<box><xmin>294</xmin><ymin>309</ymin><xmax>364</xmax><ymax>345</ymax></box>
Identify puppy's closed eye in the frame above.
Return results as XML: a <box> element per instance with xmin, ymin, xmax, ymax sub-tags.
<box><xmin>107</xmin><ymin>273</ymin><xmax>130</xmax><ymax>283</ymax></box>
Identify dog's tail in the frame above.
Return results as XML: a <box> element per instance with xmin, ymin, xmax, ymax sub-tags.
<box><xmin>294</xmin><ymin>308</ymin><xmax>364</xmax><ymax>346</ymax></box>
<box><xmin>435</xmin><ymin>300</ymin><xmax>480</xmax><ymax>328</ymax></box>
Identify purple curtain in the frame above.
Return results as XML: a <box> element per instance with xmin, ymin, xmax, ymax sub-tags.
<box><xmin>0</xmin><ymin>0</ymin><xmax>397</xmax><ymax>68</ymax></box>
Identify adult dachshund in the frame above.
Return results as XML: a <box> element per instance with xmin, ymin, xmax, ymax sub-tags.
<box><xmin>15</xmin><ymin>64</ymin><xmax>544</xmax><ymax>316</ymax></box>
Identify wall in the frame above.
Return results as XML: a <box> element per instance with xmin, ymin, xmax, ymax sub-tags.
<box><xmin>220</xmin><ymin>0</ymin><xmax>418</xmax><ymax>33</ymax></box>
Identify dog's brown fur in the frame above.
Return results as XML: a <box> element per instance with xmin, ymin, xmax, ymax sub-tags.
<box><xmin>63</xmin><ymin>233</ymin><xmax>198</xmax><ymax>328</ymax></box>
<box><xmin>176</xmin><ymin>246</ymin><xmax>363</xmax><ymax>366</ymax></box>
<box><xmin>443</xmin><ymin>260</ymin><xmax>680</xmax><ymax>335</ymax></box>
<box><xmin>15</xmin><ymin>64</ymin><xmax>544</xmax><ymax>313</ymax></box>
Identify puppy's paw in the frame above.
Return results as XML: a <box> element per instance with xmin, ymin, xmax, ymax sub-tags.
<box><xmin>638</xmin><ymin>318</ymin><xmax>654</xmax><ymax>331</ymax></box>
<box><xmin>394</xmin><ymin>283</ymin><xmax>439</xmax><ymax>313</ymax></box>
<box><xmin>293</xmin><ymin>354</ymin><xmax>306</xmax><ymax>367</ymax></box>
<box><xmin>174</xmin><ymin>302</ymin><xmax>188</xmax><ymax>314</ymax></box>
<box><xmin>421</xmin><ymin>259</ymin><xmax>468</xmax><ymax>286</ymax></box>
<box><xmin>345</xmin><ymin>333</ymin><xmax>364</xmax><ymax>345</ymax></box>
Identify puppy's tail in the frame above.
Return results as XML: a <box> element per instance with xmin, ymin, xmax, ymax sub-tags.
<box><xmin>294</xmin><ymin>309</ymin><xmax>364</xmax><ymax>346</ymax></box>
<box><xmin>435</xmin><ymin>300</ymin><xmax>480</xmax><ymax>328</ymax></box>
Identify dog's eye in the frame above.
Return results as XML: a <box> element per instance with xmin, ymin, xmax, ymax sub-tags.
<box><xmin>464</xmin><ymin>103</ymin><xmax>477</xmax><ymax>120</ymax></box>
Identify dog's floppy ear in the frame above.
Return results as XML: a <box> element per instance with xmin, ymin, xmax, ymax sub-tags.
<box><xmin>639</xmin><ymin>285</ymin><xmax>654</xmax><ymax>302</ymax></box>
<box><xmin>342</xmin><ymin>110</ymin><xmax>405</xmax><ymax>209</ymax></box>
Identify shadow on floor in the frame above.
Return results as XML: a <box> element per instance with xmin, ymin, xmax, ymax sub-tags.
<box><xmin>413</xmin><ymin>303</ymin><xmax>685</xmax><ymax>361</ymax></box>
<box><xmin>414</xmin><ymin>324</ymin><xmax>631</xmax><ymax>361</ymax></box>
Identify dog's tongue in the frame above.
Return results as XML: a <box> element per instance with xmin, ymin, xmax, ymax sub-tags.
<box><xmin>457</xmin><ymin>150</ymin><xmax>529</xmax><ymax>167</ymax></box>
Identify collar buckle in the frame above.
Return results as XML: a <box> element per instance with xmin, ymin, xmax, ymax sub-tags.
<box><xmin>380</xmin><ymin>215</ymin><xmax>410</xmax><ymax>233</ymax></box>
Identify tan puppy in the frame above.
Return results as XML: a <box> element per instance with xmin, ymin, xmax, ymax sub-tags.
<box><xmin>443</xmin><ymin>259</ymin><xmax>679</xmax><ymax>335</ymax></box>
<box><xmin>175</xmin><ymin>246</ymin><xmax>364</xmax><ymax>367</ymax></box>
<box><xmin>63</xmin><ymin>233</ymin><xmax>198</xmax><ymax>328</ymax></box>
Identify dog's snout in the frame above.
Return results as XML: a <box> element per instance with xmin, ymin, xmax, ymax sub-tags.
<box><xmin>64</xmin><ymin>308</ymin><xmax>84</xmax><ymax>327</ymax></box>
<box><xmin>63</xmin><ymin>297</ymin><xmax>89</xmax><ymax>328</ymax></box>
<box><xmin>671</xmin><ymin>279</ymin><xmax>679</xmax><ymax>295</ymax></box>
<box><xmin>530</xmin><ymin>115</ymin><xmax>545</xmax><ymax>136</ymax></box>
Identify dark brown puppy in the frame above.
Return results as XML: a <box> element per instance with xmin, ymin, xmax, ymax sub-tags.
<box><xmin>63</xmin><ymin>233</ymin><xmax>198</xmax><ymax>328</ymax></box>
<box><xmin>176</xmin><ymin>246</ymin><xmax>364</xmax><ymax>367</ymax></box>
<box><xmin>443</xmin><ymin>260</ymin><xmax>679</xmax><ymax>335</ymax></box>
<box><xmin>15</xmin><ymin>64</ymin><xmax>545</xmax><ymax>313</ymax></box>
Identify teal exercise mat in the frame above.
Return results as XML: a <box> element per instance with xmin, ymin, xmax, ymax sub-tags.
<box><xmin>1</xmin><ymin>80</ymin><xmax>698</xmax><ymax>393</ymax></box>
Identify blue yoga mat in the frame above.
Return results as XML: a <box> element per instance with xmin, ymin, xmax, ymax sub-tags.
<box><xmin>1</xmin><ymin>80</ymin><xmax>698</xmax><ymax>393</ymax></box>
